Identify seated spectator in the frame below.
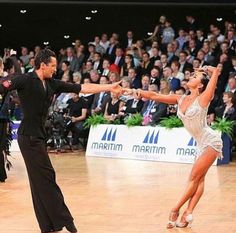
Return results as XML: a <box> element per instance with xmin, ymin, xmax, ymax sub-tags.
<box><xmin>159</xmin><ymin>79</ymin><xmax>171</xmax><ymax>95</ymax></box>
<box><xmin>91</xmin><ymin>76</ymin><xmax>111</xmax><ymax>115</ymax></box>
<box><xmin>25</xmin><ymin>57</ymin><xmax>35</xmax><ymax>73</ymax></box>
<box><xmin>149</xmin><ymin>66</ymin><xmax>161</xmax><ymax>88</ymax></box>
<box><xmin>181</xmin><ymin>79</ymin><xmax>190</xmax><ymax>95</ymax></box>
<box><xmin>82</xmin><ymin>60</ymin><xmax>93</xmax><ymax>80</ymax></box>
<box><xmin>176</xmin><ymin>28</ymin><xmax>187</xmax><ymax>50</ymax></box>
<box><xmin>167</xmin><ymin>87</ymin><xmax>186</xmax><ymax>116</ymax></box>
<box><xmin>120</xmin><ymin>76</ymin><xmax>133</xmax><ymax>102</ymax></box>
<box><xmin>149</xmin><ymin>47</ymin><xmax>161</xmax><ymax>65</ymax></box>
<box><xmin>192</xmin><ymin>58</ymin><xmax>201</xmax><ymax>69</ymax></box>
<box><xmin>120</xmin><ymin>54</ymin><xmax>135</xmax><ymax>77</ymax></box>
<box><xmin>166</xmin><ymin>42</ymin><xmax>179</xmax><ymax>64</ymax></box>
<box><xmin>140</xmin><ymin>84</ymin><xmax>167</xmax><ymax>125</ymax></box>
<box><xmin>118</xmin><ymin>95</ymin><xmax>144</xmax><ymax>123</ymax></box>
<box><xmin>141</xmin><ymin>74</ymin><xmax>150</xmax><ymax>90</ymax></box>
<box><xmin>72</xmin><ymin>71</ymin><xmax>82</xmax><ymax>84</ymax></box>
<box><xmin>57</xmin><ymin>60</ymin><xmax>73</xmax><ymax>82</ymax></box>
<box><xmin>89</xmin><ymin>69</ymin><xmax>100</xmax><ymax>84</ymax></box>
<box><xmin>128</xmin><ymin>67</ymin><xmax>142</xmax><ymax>89</ymax></box>
<box><xmin>138</xmin><ymin>52</ymin><xmax>153</xmax><ymax>76</ymax></box>
<box><xmin>162</xmin><ymin>66</ymin><xmax>180</xmax><ymax>92</ymax></box>
<box><xmin>112</xmin><ymin>47</ymin><xmax>125</xmax><ymax>69</ymax></box>
<box><xmin>179</xmin><ymin>50</ymin><xmax>193</xmax><ymax>73</ymax></box>
<box><xmin>92</xmin><ymin>52</ymin><xmax>103</xmax><ymax>74</ymax></box>
<box><xmin>80</xmin><ymin>76</ymin><xmax>95</xmax><ymax>110</ymax></box>
<box><xmin>215</xmin><ymin>92</ymin><xmax>236</xmax><ymax>120</ymax></box>
<box><xmin>108</xmin><ymin>71</ymin><xmax>120</xmax><ymax>83</ymax></box>
<box><xmin>214</xmin><ymin>91</ymin><xmax>236</xmax><ymax>160</ymax></box>
<box><xmin>171</xmin><ymin>60</ymin><xmax>184</xmax><ymax>81</ymax></box>
<box><xmin>63</xmin><ymin>47</ymin><xmax>80</xmax><ymax>72</ymax></box>
<box><xmin>66</xmin><ymin>93</ymin><xmax>89</xmax><ymax>147</ymax></box>
<box><xmin>104</xmin><ymin>92</ymin><xmax>124</xmax><ymax>123</ymax></box>
<box><xmin>101</xmin><ymin>58</ymin><xmax>111</xmax><ymax>76</ymax></box>
<box><xmin>225</xmin><ymin>74</ymin><xmax>236</xmax><ymax>95</ymax></box>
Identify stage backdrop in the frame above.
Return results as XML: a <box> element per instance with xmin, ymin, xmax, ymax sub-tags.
<box><xmin>86</xmin><ymin>124</ymin><xmax>230</xmax><ymax>165</ymax></box>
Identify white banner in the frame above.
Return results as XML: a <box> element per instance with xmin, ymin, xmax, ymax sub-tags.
<box><xmin>86</xmin><ymin>124</ymin><xmax>218</xmax><ymax>165</ymax></box>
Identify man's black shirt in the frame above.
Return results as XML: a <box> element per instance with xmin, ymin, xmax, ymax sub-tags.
<box><xmin>67</xmin><ymin>97</ymin><xmax>88</xmax><ymax>118</ymax></box>
<box><xmin>0</xmin><ymin>72</ymin><xmax>81</xmax><ymax>138</ymax></box>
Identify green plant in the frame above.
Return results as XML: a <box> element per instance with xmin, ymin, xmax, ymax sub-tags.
<box><xmin>159</xmin><ymin>116</ymin><xmax>183</xmax><ymax>129</ymax></box>
<box><xmin>125</xmin><ymin>113</ymin><xmax>143</xmax><ymax>127</ymax></box>
<box><xmin>83</xmin><ymin>114</ymin><xmax>108</xmax><ymax>128</ymax></box>
<box><xmin>211</xmin><ymin>117</ymin><xmax>236</xmax><ymax>138</ymax></box>
<box><xmin>112</xmin><ymin>118</ymin><xmax>121</xmax><ymax>125</ymax></box>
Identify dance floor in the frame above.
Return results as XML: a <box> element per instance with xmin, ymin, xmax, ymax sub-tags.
<box><xmin>0</xmin><ymin>151</ymin><xmax>236</xmax><ymax>233</ymax></box>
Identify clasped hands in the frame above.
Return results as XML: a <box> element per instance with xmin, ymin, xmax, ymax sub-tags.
<box><xmin>109</xmin><ymin>81</ymin><xmax>141</xmax><ymax>98</ymax></box>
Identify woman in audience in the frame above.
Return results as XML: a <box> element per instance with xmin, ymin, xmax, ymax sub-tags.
<box><xmin>120</xmin><ymin>54</ymin><xmax>135</xmax><ymax>77</ymax></box>
<box><xmin>109</xmin><ymin>71</ymin><xmax>120</xmax><ymax>84</ymax></box>
<box><xmin>104</xmin><ymin>92</ymin><xmax>124</xmax><ymax>123</ymax></box>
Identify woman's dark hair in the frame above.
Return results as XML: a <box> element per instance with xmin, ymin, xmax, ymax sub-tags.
<box><xmin>62</xmin><ymin>60</ymin><xmax>70</xmax><ymax>67</ymax></box>
<box><xmin>35</xmin><ymin>49</ymin><xmax>56</xmax><ymax>69</ymax></box>
<box><xmin>199</xmin><ymin>73</ymin><xmax>209</xmax><ymax>93</ymax></box>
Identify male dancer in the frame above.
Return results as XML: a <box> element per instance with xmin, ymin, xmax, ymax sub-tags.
<box><xmin>0</xmin><ymin>49</ymin><xmax>122</xmax><ymax>233</ymax></box>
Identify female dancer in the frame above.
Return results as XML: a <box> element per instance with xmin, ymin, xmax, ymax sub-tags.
<box><xmin>124</xmin><ymin>66</ymin><xmax>222</xmax><ymax>228</ymax></box>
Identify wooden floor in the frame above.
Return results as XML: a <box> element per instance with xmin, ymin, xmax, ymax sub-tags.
<box><xmin>0</xmin><ymin>152</ymin><xmax>236</xmax><ymax>233</ymax></box>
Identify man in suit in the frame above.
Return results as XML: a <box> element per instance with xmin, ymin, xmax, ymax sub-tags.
<box><xmin>166</xmin><ymin>43</ymin><xmax>179</xmax><ymax>65</ymax></box>
<box><xmin>106</xmin><ymin>37</ymin><xmax>117</xmax><ymax>61</ymax></box>
<box><xmin>62</xmin><ymin>47</ymin><xmax>80</xmax><ymax>73</ymax></box>
<box><xmin>128</xmin><ymin>67</ymin><xmax>142</xmax><ymax>89</ymax></box>
<box><xmin>179</xmin><ymin>50</ymin><xmax>193</xmax><ymax>73</ymax></box>
<box><xmin>112</xmin><ymin>47</ymin><xmax>125</xmax><ymax>69</ymax></box>
<box><xmin>118</xmin><ymin>96</ymin><xmax>144</xmax><ymax>123</ymax></box>
<box><xmin>163</xmin><ymin>66</ymin><xmax>180</xmax><ymax>92</ymax></box>
<box><xmin>91</xmin><ymin>76</ymin><xmax>111</xmax><ymax>115</ymax></box>
<box><xmin>140</xmin><ymin>84</ymin><xmax>167</xmax><ymax>125</ymax></box>
<box><xmin>149</xmin><ymin>66</ymin><xmax>161</xmax><ymax>88</ymax></box>
<box><xmin>227</xmin><ymin>29</ymin><xmax>236</xmax><ymax>52</ymax></box>
<box><xmin>93</xmin><ymin>52</ymin><xmax>103</xmax><ymax>74</ymax></box>
<box><xmin>122</xmin><ymin>30</ymin><xmax>135</xmax><ymax>49</ymax></box>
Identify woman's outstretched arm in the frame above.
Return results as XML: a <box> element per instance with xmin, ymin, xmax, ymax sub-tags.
<box><xmin>124</xmin><ymin>88</ymin><xmax>180</xmax><ymax>104</ymax></box>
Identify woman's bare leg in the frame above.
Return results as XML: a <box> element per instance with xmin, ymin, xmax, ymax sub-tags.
<box><xmin>187</xmin><ymin>176</ymin><xmax>205</xmax><ymax>213</ymax></box>
<box><xmin>171</xmin><ymin>147</ymin><xmax>218</xmax><ymax>213</ymax></box>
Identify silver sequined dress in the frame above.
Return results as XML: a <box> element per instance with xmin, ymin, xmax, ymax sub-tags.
<box><xmin>177</xmin><ymin>95</ymin><xmax>223</xmax><ymax>159</ymax></box>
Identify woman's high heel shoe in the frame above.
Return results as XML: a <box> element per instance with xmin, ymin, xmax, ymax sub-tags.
<box><xmin>176</xmin><ymin>214</ymin><xmax>193</xmax><ymax>228</ymax></box>
<box><xmin>166</xmin><ymin>211</ymin><xmax>179</xmax><ymax>229</ymax></box>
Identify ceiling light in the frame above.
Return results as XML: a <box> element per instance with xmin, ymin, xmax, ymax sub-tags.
<box><xmin>43</xmin><ymin>42</ymin><xmax>49</xmax><ymax>45</ymax></box>
<box><xmin>64</xmin><ymin>35</ymin><xmax>70</xmax><ymax>39</ymax></box>
<box><xmin>20</xmin><ymin>10</ymin><xmax>27</xmax><ymax>14</ymax></box>
<box><xmin>72</xmin><ymin>42</ymin><xmax>75</xmax><ymax>46</ymax></box>
<box><xmin>147</xmin><ymin>32</ymin><xmax>153</xmax><ymax>36</ymax></box>
<box><xmin>0</xmin><ymin>24</ymin><xmax>2</xmax><ymax>28</ymax></box>
<box><xmin>216</xmin><ymin>18</ymin><xmax>223</xmax><ymax>22</ymax></box>
<box><xmin>91</xmin><ymin>10</ymin><xmax>98</xmax><ymax>14</ymax></box>
<box><xmin>85</xmin><ymin>17</ymin><xmax>92</xmax><ymax>20</ymax></box>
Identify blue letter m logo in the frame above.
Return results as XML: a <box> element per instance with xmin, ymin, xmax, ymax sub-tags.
<box><xmin>188</xmin><ymin>137</ymin><xmax>197</xmax><ymax>146</ymax></box>
<box><xmin>101</xmin><ymin>128</ymin><xmax>117</xmax><ymax>141</ymax></box>
<box><xmin>143</xmin><ymin>130</ymin><xmax>159</xmax><ymax>144</ymax></box>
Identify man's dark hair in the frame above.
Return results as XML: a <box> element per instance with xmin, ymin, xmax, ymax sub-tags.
<box><xmin>35</xmin><ymin>49</ymin><xmax>56</xmax><ymax>69</ymax></box>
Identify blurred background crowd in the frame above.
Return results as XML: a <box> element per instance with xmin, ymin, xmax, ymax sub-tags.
<box><xmin>1</xmin><ymin>11</ymin><xmax>236</xmax><ymax>152</ymax></box>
